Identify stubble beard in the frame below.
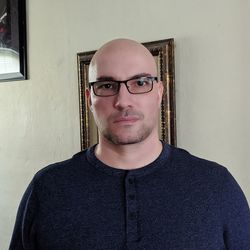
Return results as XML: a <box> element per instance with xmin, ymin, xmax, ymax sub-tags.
<box><xmin>102</xmin><ymin>124</ymin><xmax>153</xmax><ymax>145</ymax></box>
<box><xmin>95</xmin><ymin>109</ymin><xmax>156</xmax><ymax>145</ymax></box>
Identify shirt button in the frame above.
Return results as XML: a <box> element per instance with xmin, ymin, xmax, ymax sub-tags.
<box><xmin>128</xmin><ymin>212</ymin><xmax>136</xmax><ymax>220</ymax></box>
<box><xmin>128</xmin><ymin>178</ymin><xmax>134</xmax><ymax>184</ymax></box>
<box><xmin>128</xmin><ymin>194</ymin><xmax>135</xmax><ymax>200</ymax></box>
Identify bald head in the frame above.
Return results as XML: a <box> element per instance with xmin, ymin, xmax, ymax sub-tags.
<box><xmin>86</xmin><ymin>38</ymin><xmax>164</xmax><ymax>147</ymax></box>
<box><xmin>88</xmin><ymin>38</ymin><xmax>157</xmax><ymax>82</ymax></box>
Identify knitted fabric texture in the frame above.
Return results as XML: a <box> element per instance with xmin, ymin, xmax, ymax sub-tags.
<box><xmin>9</xmin><ymin>144</ymin><xmax>250</xmax><ymax>249</ymax></box>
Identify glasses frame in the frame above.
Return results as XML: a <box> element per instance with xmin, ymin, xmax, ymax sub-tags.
<box><xmin>89</xmin><ymin>76</ymin><xmax>158</xmax><ymax>97</ymax></box>
<box><xmin>77</xmin><ymin>38</ymin><xmax>176</xmax><ymax>149</ymax></box>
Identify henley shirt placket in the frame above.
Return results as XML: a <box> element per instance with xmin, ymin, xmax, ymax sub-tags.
<box><xmin>125</xmin><ymin>175</ymin><xmax>139</xmax><ymax>243</ymax></box>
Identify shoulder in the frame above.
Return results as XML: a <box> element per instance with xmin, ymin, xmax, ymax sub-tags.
<box><xmin>167</xmin><ymin>144</ymin><xmax>248</xmax><ymax>204</ymax></box>
<box><xmin>168</xmin><ymin>145</ymin><xmax>227</xmax><ymax>176</ymax></box>
<box><xmin>167</xmin><ymin>145</ymin><xmax>248</xmax><ymax>198</ymax></box>
<box><xmin>167</xmin><ymin>145</ymin><xmax>250</xmax><ymax>246</ymax></box>
<box><xmin>168</xmin><ymin>144</ymin><xmax>249</xmax><ymax>202</ymax></box>
<box><xmin>32</xmin><ymin>149</ymin><xmax>89</xmax><ymax>187</ymax></box>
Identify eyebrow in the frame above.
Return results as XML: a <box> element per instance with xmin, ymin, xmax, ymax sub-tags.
<box><xmin>96</xmin><ymin>73</ymin><xmax>152</xmax><ymax>82</ymax></box>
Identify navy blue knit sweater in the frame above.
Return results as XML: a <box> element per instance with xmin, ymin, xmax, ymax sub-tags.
<box><xmin>10</xmin><ymin>144</ymin><xmax>250</xmax><ymax>249</ymax></box>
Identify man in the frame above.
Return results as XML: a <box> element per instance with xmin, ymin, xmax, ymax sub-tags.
<box><xmin>10</xmin><ymin>39</ymin><xmax>250</xmax><ymax>249</ymax></box>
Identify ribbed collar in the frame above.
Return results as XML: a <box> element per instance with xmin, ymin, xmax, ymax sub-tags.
<box><xmin>86</xmin><ymin>142</ymin><xmax>172</xmax><ymax>178</ymax></box>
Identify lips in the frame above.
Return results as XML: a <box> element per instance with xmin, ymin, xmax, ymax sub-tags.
<box><xmin>113</xmin><ymin>116</ymin><xmax>139</xmax><ymax>123</ymax></box>
<box><xmin>110</xmin><ymin>110</ymin><xmax>144</xmax><ymax>125</ymax></box>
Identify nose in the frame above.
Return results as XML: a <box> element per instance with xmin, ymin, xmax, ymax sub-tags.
<box><xmin>113</xmin><ymin>83</ymin><xmax>132</xmax><ymax>110</ymax></box>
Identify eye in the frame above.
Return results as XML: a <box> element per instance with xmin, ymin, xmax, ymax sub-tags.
<box><xmin>136</xmin><ymin>78</ymin><xmax>150</xmax><ymax>87</ymax></box>
<box><xmin>96</xmin><ymin>82</ymin><xmax>115</xmax><ymax>89</ymax></box>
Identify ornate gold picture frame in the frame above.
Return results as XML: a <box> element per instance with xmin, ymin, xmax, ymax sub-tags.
<box><xmin>77</xmin><ymin>38</ymin><xmax>176</xmax><ymax>150</ymax></box>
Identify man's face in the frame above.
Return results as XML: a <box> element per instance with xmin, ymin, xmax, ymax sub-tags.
<box><xmin>87</xmin><ymin>42</ymin><xmax>163</xmax><ymax>145</ymax></box>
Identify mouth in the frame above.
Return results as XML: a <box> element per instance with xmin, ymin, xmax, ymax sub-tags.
<box><xmin>113</xmin><ymin>116</ymin><xmax>140</xmax><ymax>124</ymax></box>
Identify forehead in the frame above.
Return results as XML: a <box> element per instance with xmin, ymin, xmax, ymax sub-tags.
<box><xmin>89</xmin><ymin>42</ymin><xmax>157</xmax><ymax>81</ymax></box>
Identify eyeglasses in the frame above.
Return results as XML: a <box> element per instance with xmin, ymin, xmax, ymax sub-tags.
<box><xmin>89</xmin><ymin>76</ymin><xmax>158</xmax><ymax>97</ymax></box>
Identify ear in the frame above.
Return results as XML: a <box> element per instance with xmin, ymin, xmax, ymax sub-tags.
<box><xmin>85</xmin><ymin>88</ymin><xmax>92</xmax><ymax>110</ymax></box>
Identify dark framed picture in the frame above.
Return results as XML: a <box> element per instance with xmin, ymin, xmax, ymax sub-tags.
<box><xmin>0</xmin><ymin>0</ymin><xmax>27</xmax><ymax>82</ymax></box>
<box><xmin>77</xmin><ymin>38</ymin><xmax>176</xmax><ymax>150</ymax></box>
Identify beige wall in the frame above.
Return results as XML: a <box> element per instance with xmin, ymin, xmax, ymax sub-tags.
<box><xmin>1</xmin><ymin>0</ymin><xmax>249</xmax><ymax>247</ymax></box>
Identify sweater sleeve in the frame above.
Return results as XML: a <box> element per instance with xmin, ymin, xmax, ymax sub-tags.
<box><xmin>9</xmin><ymin>179</ymin><xmax>37</xmax><ymax>250</ymax></box>
<box><xmin>221</xmin><ymin>169</ymin><xmax>250</xmax><ymax>249</ymax></box>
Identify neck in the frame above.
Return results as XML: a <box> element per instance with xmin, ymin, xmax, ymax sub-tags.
<box><xmin>95</xmin><ymin>134</ymin><xmax>163</xmax><ymax>170</ymax></box>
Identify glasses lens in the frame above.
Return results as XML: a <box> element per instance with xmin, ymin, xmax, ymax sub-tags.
<box><xmin>127</xmin><ymin>77</ymin><xmax>153</xmax><ymax>94</ymax></box>
<box><xmin>93</xmin><ymin>81</ymin><xmax>119</xmax><ymax>96</ymax></box>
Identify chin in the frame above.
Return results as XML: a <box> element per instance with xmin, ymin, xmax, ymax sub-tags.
<box><xmin>104</xmin><ymin>131</ymin><xmax>150</xmax><ymax>145</ymax></box>
<box><xmin>115</xmin><ymin>138</ymin><xmax>142</xmax><ymax>145</ymax></box>
<box><xmin>109</xmin><ymin>138</ymin><xmax>143</xmax><ymax>145</ymax></box>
